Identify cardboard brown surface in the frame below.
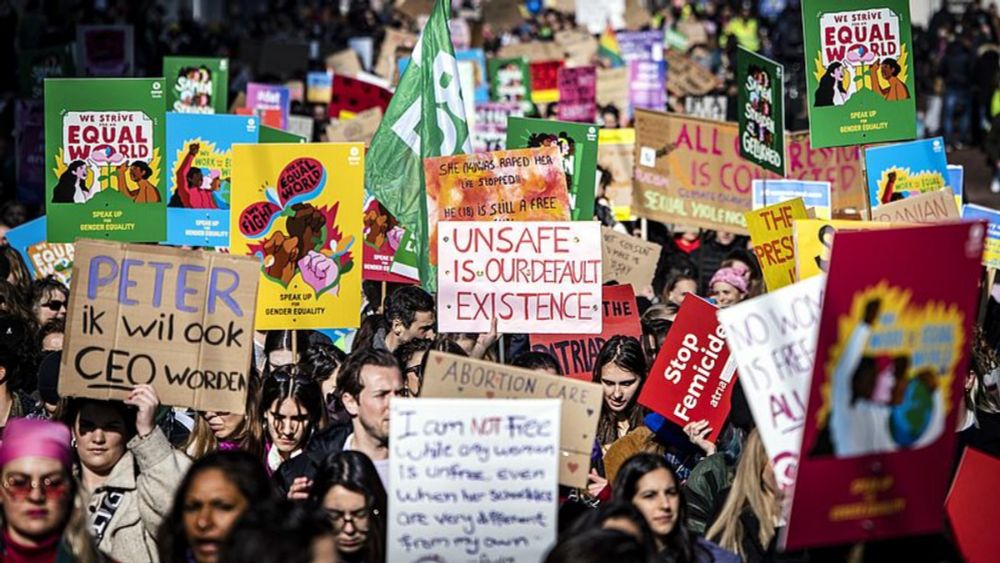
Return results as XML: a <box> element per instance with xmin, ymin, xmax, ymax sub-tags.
<box><xmin>325</xmin><ymin>107</ymin><xmax>384</xmax><ymax>145</ymax></box>
<box><xmin>870</xmin><ymin>189</ymin><xmax>960</xmax><ymax>224</ymax></box>
<box><xmin>325</xmin><ymin>49</ymin><xmax>363</xmax><ymax>77</ymax></box>
<box><xmin>601</xmin><ymin>226</ymin><xmax>662</xmax><ymax>290</ymax></box>
<box><xmin>665</xmin><ymin>49</ymin><xmax>721</xmax><ymax>97</ymax></box>
<box><xmin>61</xmin><ymin>240</ymin><xmax>259</xmax><ymax>413</ymax></box>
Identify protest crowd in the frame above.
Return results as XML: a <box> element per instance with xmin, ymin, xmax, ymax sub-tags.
<box><xmin>0</xmin><ymin>0</ymin><xmax>999</xmax><ymax>562</ymax></box>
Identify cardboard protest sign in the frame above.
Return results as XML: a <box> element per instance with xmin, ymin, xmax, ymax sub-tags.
<box><xmin>601</xmin><ymin>226</ymin><xmax>661</xmax><ymax>290</ymax></box>
<box><xmin>375</xmin><ymin>28</ymin><xmax>417</xmax><ymax>82</ymax></box>
<box><xmin>529</xmin><ymin>60</ymin><xmax>564</xmax><ymax>104</ymax></box>
<box><xmin>324</xmin><ymin>107</ymin><xmax>383</xmax><ymax>145</ymax></box>
<box><xmin>962</xmin><ymin>204</ymin><xmax>1000</xmax><ymax>269</ymax></box>
<box><xmin>597</xmin><ymin>128</ymin><xmax>636</xmax><ymax>221</ymax></box>
<box><xmin>77</xmin><ymin>25</ymin><xmax>134</xmax><ymax>76</ymax></box>
<box><xmin>753</xmin><ymin>180</ymin><xmax>832</xmax><ymax>220</ymax></box>
<box><xmin>665</xmin><ymin>49</ymin><xmax>721</xmax><ymax>97</ymax></box>
<box><xmin>325</xmin><ymin>49</ymin><xmax>363</xmax><ymax>77</ymax></box>
<box><xmin>388</xmin><ymin>398</ymin><xmax>559</xmax><ymax>561</ymax></box>
<box><xmin>555</xmin><ymin>29</ymin><xmax>599</xmax><ymax>67</ymax></box>
<box><xmin>632</xmin><ymin>109</ymin><xmax>748</xmax><ymax>233</ymax></box>
<box><xmin>19</xmin><ymin>45</ymin><xmax>75</xmax><ymax>99</ymax></box>
<box><xmin>946</xmin><ymin>448</ymin><xmax>1000</xmax><ymax>563</ymax></box>
<box><xmin>793</xmin><ymin>219</ymin><xmax>898</xmax><ymax>280</ymax></box>
<box><xmin>14</xmin><ymin>101</ymin><xmax>45</xmax><ymax>207</ymax></box>
<box><xmin>685</xmin><ymin>96</ymin><xmax>728</xmax><ymax>122</ymax></box>
<box><xmin>717</xmin><ymin>276</ymin><xmax>825</xmax><ymax>489</ymax></box>
<box><xmin>784</xmin><ymin>222</ymin><xmax>983</xmax><ymax>550</ymax></box>
<box><xmin>471</xmin><ymin>102</ymin><xmax>523</xmax><ymax>153</ymax></box>
<box><xmin>230</xmin><ymin>143</ymin><xmax>364</xmax><ymax>329</ymax></box>
<box><xmin>425</xmin><ymin>146</ymin><xmax>571</xmax><ymax>266</ymax></box>
<box><xmin>328</xmin><ymin>74</ymin><xmax>393</xmax><ymax>119</ymax></box>
<box><xmin>362</xmin><ymin>197</ymin><xmax>417</xmax><ymax>284</ymax></box>
<box><xmin>246</xmin><ymin>83</ymin><xmax>291</xmax><ymax>131</ymax></box>
<box><xmin>638</xmin><ymin>296</ymin><xmax>737</xmax><ymax>441</ymax></box>
<box><xmin>4</xmin><ymin>217</ymin><xmax>74</xmax><ymax>286</ymax></box>
<box><xmin>557</xmin><ymin>66</ymin><xmax>597</xmax><ymax>123</ymax></box>
<box><xmin>437</xmin><ymin>221</ymin><xmax>601</xmax><ymax>334</ymax></box>
<box><xmin>803</xmin><ymin>0</ymin><xmax>917</xmax><ymax>148</ymax></box>
<box><xmin>746</xmin><ymin>198</ymin><xmax>809</xmax><ymax>291</ymax></box>
<box><xmin>530</xmin><ymin>284</ymin><xmax>643</xmax><ymax>381</ymax></box>
<box><xmin>596</xmin><ymin>67</ymin><xmax>631</xmax><ymax>128</ymax></box>
<box><xmin>864</xmin><ymin>137</ymin><xmax>948</xmax><ymax>209</ymax></box>
<box><xmin>870</xmin><ymin>189</ymin><xmax>959</xmax><ymax>224</ymax></box>
<box><xmin>420</xmin><ymin>351</ymin><xmax>603</xmax><ymax>488</ymax></box>
<box><xmin>489</xmin><ymin>57</ymin><xmax>534</xmax><ymax>115</ymax></box>
<box><xmin>784</xmin><ymin>131</ymin><xmax>866</xmax><ymax>216</ymax></box>
<box><xmin>166</xmin><ymin>114</ymin><xmax>257</xmax><ymax>247</ymax></box>
<box><xmin>61</xmin><ymin>240</ymin><xmax>259</xmax><ymax>413</ymax></box>
<box><xmin>737</xmin><ymin>48</ymin><xmax>785</xmax><ymax>175</ymax></box>
<box><xmin>45</xmin><ymin>78</ymin><xmax>167</xmax><ymax>243</ymax></box>
<box><xmin>506</xmin><ymin>117</ymin><xmax>599</xmax><ymax>221</ymax></box>
<box><xmin>163</xmin><ymin>57</ymin><xmax>229</xmax><ymax>114</ymax></box>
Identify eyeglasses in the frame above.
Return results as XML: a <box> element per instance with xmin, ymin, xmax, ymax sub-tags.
<box><xmin>325</xmin><ymin>507</ymin><xmax>373</xmax><ymax>530</ymax></box>
<box><xmin>2</xmin><ymin>474</ymin><xmax>69</xmax><ymax>501</ymax></box>
<box><xmin>40</xmin><ymin>300</ymin><xmax>66</xmax><ymax>312</ymax></box>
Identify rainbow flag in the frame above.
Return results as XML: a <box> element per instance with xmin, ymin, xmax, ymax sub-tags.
<box><xmin>598</xmin><ymin>24</ymin><xmax>624</xmax><ymax>67</ymax></box>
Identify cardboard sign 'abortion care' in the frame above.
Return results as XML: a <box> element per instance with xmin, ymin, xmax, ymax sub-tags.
<box><xmin>437</xmin><ymin>221</ymin><xmax>602</xmax><ymax>334</ymax></box>
<box><xmin>746</xmin><ymin>198</ymin><xmax>809</xmax><ymax>291</ymax></box>
<box><xmin>425</xmin><ymin>147</ymin><xmax>571</xmax><ymax>267</ymax></box>
<box><xmin>784</xmin><ymin>222</ymin><xmax>984</xmax><ymax>550</ymax></box>
<box><xmin>530</xmin><ymin>284</ymin><xmax>643</xmax><ymax>381</ymax></box>
<box><xmin>601</xmin><ymin>226</ymin><xmax>662</xmax><ymax>290</ymax></box>
<box><xmin>388</xmin><ymin>398</ymin><xmax>559</xmax><ymax>562</ymax></box>
<box><xmin>803</xmin><ymin>0</ymin><xmax>917</xmax><ymax>148</ymax></box>
<box><xmin>717</xmin><ymin>276</ymin><xmax>825</xmax><ymax>490</ymax></box>
<box><xmin>870</xmin><ymin>188</ymin><xmax>959</xmax><ymax>224</ymax></box>
<box><xmin>420</xmin><ymin>351</ymin><xmax>603</xmax><ymax>488</ymax></box>
<box><xmin>61</xmin><ymin>240</ymin><xmax>258</xmax><ymax>413</ymax></box>
<box><xmin>638</xmin><ymin>296</ymin><xmax>737</xmax><ymax>441</ymax></box>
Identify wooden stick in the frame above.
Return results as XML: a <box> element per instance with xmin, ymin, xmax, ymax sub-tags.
<box><xmin>380</xmin><ymin>280</ymin><xmax>388</xmax><ymax>313</ymax></box>
<box><xmin>290</xmin><ymin>330</ymin><xmax>298</xmax><ymax>363</ymax></box>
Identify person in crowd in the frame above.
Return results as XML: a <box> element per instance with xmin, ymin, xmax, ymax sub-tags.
<box><xmin>0</xmin><ymin>315</ymin><xmax>43</xmax><ymax>432</ymax></box>
<box><xmin>709</xmin><ymin>265</ymin><xmax>749</xmax><ymax>309</ymax></box>
<box><xmin>34</xmin><ymin>352</ymin><xmax>62</xmax><ymax>419</ymax></box>
<box><xmin>691</xmin><ymin>231</ymin><xmax>746</xmax><ymax>294</ymax></box>
<box><xmin>262</xmin><ymin>365</ymin><xmax>326</xmax><ymax>475</ymax></box>
<box><xmin>61</xmin><ymin>386</ymin><xmax>191</xmax><ymax>562</ymax></box>
<box><xmin>662</xmin><ymin>272</ymin><xmax>699</xmax><ymax>309</ymax></box>
<box><xmin>640</xmin><ymin>307</ymin><xmax>675</xmax><ymax>365</ymax></box>
<box><xmin>720</xmin><ymin>250</ymin><xmax>763</xmax><ymax>298</ymax></box>
<box><xmin>276</xmin><ymin>349</ymin><xmax>403</xmax><ymax>498</ymax></box>
<box><xmin>544</xmin><ymin>528</ymin><xmax>651</xmax><ymax>563</ymax></box>
<box><xmin>185</xmin><ymin>374</ymin><xmax>264</xmax><ymax>461</ymax></box>
<box><xmin>2</xmin><ymin>248</ymin><xmax>31</xmax><ymax>293</ymax></box>
<box><xmin>0</xmin><ymin>281</ymin><xmax>33</xmax><ymax>324</ymax></box>
<box><xmin>392</xmin><ymin>338</ymin><xmax>432</xmax><ymax>397</ymax></box>
<box><xmin>219</xmin><ymin>498</ymin><xmax>336</xmax><ymax>563</ymax></box>
<box><xmin>0</xmin><ymin>418</ymin><xmax>106</xmax><ymax>562</ymax></box>
<box><xmin>262</xmin><ymin>330</ymin><xmax>313</xmax><ymax>373</ymax></box>
<box><xmin>158</xmin><ymin>451</ymin><xmax>273</xmax><ymax>563</ymax></box>
<box><xmin>372</xmin><ymin>286</ymin><xmax>435</xmax><ymax>351</ymax></box>
<box><xmin>511</xmin><ymin>350</ymin><xmax>562</xmax><ymax>375</ymax></box>
<box><xmin>673</xmin><ymin>227</ymin><xmax>701</xmax><ymax>256</ymax></box>
<box><xmin>37</xmin><ymin>318</ymin><xmax>64</xmax><ymax>352</ymax></box>
<box><xmin>565</xmin><ymin>500</ymin><xmax>658</xmax><ymax>556</ymax></box>
<box><xmin>301</xmin><ymin>342</ymin><xmax>349</xmax><ymax>424</ymax></box>
<box><xmin>309</xmin><ymin>451</ymin><xmax>386</xmax><ymax>563</ymax></box>
<box><xmin>593</xmin><ymin>336</ymin><xmax>648</xmax><ymax>453</ymax></box>
<box><xmin>614</xmin><ymin>453</ymin><xmax>737</xmax><ymax>562</ymax></box>
<box><xmin>28</xmin><ymin>277</ymin><xmax>68</xmax><ymax>327</ymax></box>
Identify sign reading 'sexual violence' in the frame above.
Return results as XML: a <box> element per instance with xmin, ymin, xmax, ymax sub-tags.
<box><xmin>61</xmin><ymin>240</ymin><xmax>258</xmax><ymax>413</ymax></box>
<box><xmin>437</xmin><ymin>221</ymin><xmax>602</xmax><ymax>334</ymax></box>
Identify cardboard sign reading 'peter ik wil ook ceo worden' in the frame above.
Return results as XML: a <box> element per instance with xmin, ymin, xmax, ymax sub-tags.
<box><xmin>61</xmin><ymin>240</ymin><xmax>258</xmax><ymax>413</ymax></box>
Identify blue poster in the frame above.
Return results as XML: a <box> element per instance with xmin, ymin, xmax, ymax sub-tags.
<box><xmin>864</xmin><ymin>137</ymin><xmax>949</xmax><ymax>209</ymax></box>
<box><xmin>947</xmin><ymin>164</ymin><xmax>964</xmax><ymax>205</ymax></box>
<box><xmin>962</xmin><ymin>204</ymin><xmax>1000</xmax><ymax>269</ymax></box>
<box><xmin>4</xmin><ymin>216</ymin><xmax>74</xmax><ymax>285</ymax></box>
<box><xmin>617</xmin><ymin>30</ymin><xmax>665</xmax><ymax>63</ymax></box>
<box><xmin>751</xmin><ymin>179</ymin><xmax>832</xmax><ymax>219</ymax></box>
<box><xmin>399</xmin><ymin>49</ymin><xmax>489</xmax><ymax>103</ymax></box>
<box><xmin>165</xmin><ymin>113</ymin><xmax>258</xmax><ymax>247</ymax></box>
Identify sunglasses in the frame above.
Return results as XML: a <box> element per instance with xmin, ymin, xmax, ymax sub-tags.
<box><xmin>40</xmin><ymin>300</ymin><xmax>66</xmax><ymax>312</ymax></box>
<box><xmin>2</xmin><ymin>474</ymin><xmax>69</xmax><ymax>501</ymax></box>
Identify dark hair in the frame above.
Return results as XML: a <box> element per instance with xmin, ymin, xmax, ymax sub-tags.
<box><xmin>815</xmin><ymin>62</ymin><xmax>842</xmax><ymax>106</ymax></box>
<box><xmin>260</xmin><ymin>365</ymin><xmax>326</xmax><ymax>448</ymax></box>
<box><xmin>613</xmin><ymin>454</ymin><xmax>700</xmax><ymax>563</ymax></box>
<box><xmin>881</xmin><ymin>58</ymin><xmax>901</xmax><ymax>76</ymax></box>
<box><xmin>0</xmin><ymin>280</ymin><xmax>33</xmax><ymax>325</ymax></box>
<box><xmin>384</xmin><ymin>286</ymin><xmax>434</xmax><ymax>328</ymax></box>
<box><xmin>511</xmin><ymin>351</ymin><xmax>563</xmax><ymax>375</ymax></box>
<box><xmin>29</xmin><ymin>276</ymin><xmax>69</xmax><ymax>309</ymax></box>
<box><xmin>0</xmin><ymin>314</ymin><xmax>35</xmax><ymax>391</ymax></box>
<box><xmin>61</xmin><ymin>398</ymin><xmax>138</xmax><ymax>441</ymax></box>
<box><xmin>545</xmin><ymin>528</ymin><xmax>651</xmax><ymax>563</ymax></box>
<box><xmin>300</xmin><ymin>342</ymin><xmax>347</xmax><ymax>387</ymax></box>
<box><xmin>351</xmin><ymin>314</ymin><xmax>387</xmax><ymax>353</ymax></box>
<box><xmin>52</xmin><ymin>160</ymin><xmax>88</xmax><ymax>203</ymax></box>
<box><xmin>158</xmin><ymin>450</ymin><xmax>273</xmax><ymax>563</ymax></box>
<box><xmin>663</xmin><ymin>272</ymin><xmax>698</xmax><ymax>304</ymax></box>
<box><xmin>336</xmin><ymin>349</ymin><xmax>399</xmax><ymax>403</ymax></box>
<box><xmin>220</xmin><ymin>498</ymin><xmax>333</xmax><ymax>563</ymax></box>
<box><xmin>566</xmin><ymin>500</ymin><xmax>658</xmax><ymax>557</ymax></box>
<box><xmin>130</xmin><ymin>160</ymin><xmax>153</xmax><ymax>179</ymax></box>
<box><xmin>592</xmin><ymin>336</ymin><xmax>649</xmax><ymax>447</ymax></box>
<box><xmin>263</xmin><ymin>330</ymin><xmax>311</xmax><ymax>358</ymax></box>
<box><xmin>310</xmin><ymin>451</ymin><xmax>387</xmax><ymax>563</ymax></box>
<box><xmin>392</xmin><ymin>337</ymin><xmax>432</xmax><ymax>370</ymax></box>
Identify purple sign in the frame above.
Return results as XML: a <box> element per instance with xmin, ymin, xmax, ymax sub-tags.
<box><xmin>15</xmin><ymin>101</ymin><xmax>45</xmax><ymax>206</ymax></box>
<box><xmin>618</xmin><ymin>30</ymin><xmax>664</xmax><ymax>63</ymax></box>
<box><xmin>246</xmin><ymin>82</ymin><xmax>291</xmax><ymax>130</ymax></box>
<box><xmin>629</xmin><ymin>60</ymin><xmax>667</xmax><ymax>112</ymax></box>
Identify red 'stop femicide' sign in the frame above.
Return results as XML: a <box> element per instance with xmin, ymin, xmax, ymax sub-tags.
<box><xmin>638</xmin><ymin>296</ymin><xmax>737</xmax><ymax>441</ymax></box>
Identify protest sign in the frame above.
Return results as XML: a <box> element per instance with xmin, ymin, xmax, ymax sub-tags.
<box><xmin>362</xmin><ymin>197</ymin><xmax>417</xmax><ymax>284</ymax></box>
<box><xmin>14</xmin><ymin>101</ymin><xmax>45</xmax><ymax>207</ymax></box>
<box><xmin>163</xmin><ymin>57</ymin><xmax>229</xmax><ymax>114</ymax></box>
<box><xmin>597</xmin><ymin>128</ymin><xmax>636</xmax><ymax>221</ymax></box>
<box><xmin>946</xmin><ymin>448</ymin><xmax>1000</xmax><ymax>563</ymax></box>
<box><xmin>870</xmin><ymin>189</ymin><xmax>959</xmax><ymax>224</ymax></box>
<box><xmin>529</xmin><ymin>60</ymin><xmax>564</xmax><ymax>104</ymax></box>
<box><xmin>325</xmin><ymin>107</ymin><xmax>383</xmax><ymax>144</ymax></box>
<box><xmin>77</xmin><ymin>25</ymin><xmax>134</xmax><ymax>76</ymax></box>
<box><xmin>685</xmin><ymin>95</ymin><xmax>728</xmax><ymax>122</ymax></box>
<box><xmin>962</xmin><ymin>204</ymin><xmax>1000</xmax><ymax>269</ymax></box>
<box><xmin>784</xmin><ymin>222</ymin><xmax>983</xmax><ymax>549</ymax></box>
<box><xmin>596</xmin><ymin>67</ymin><xmax>631</xmax><ymax>127</ymax></box>
<box><xmin>375</xmin><ymin>28</ymin><xmax>417</xmax><ymax>82</ymax></box>
<box><xmin>19</xmin><ymin>45</ymin><xmax>75</xmax><ymax>99</ymax></box>
<box><xmin>632</xmin><ymin>109</ymin><xmax>748</xmax><ymax>233</ymax></box>
<box><xmin>4</xmin><ymin>217</ymin><xmax>74</xmax><ymax>286</ymax></box>
<box><xmin>618</xmin><ymin>30</ymin><xmax>664</xmax><ymax>62</ymax></box>
<box><xmin>555</xmin><ymin>29</ymin><xmax>599</xmax><ymax>67</ymax></box>
<box><xmin>425</xmin><ymin>146</ymin><xmax>572</xmax><ymax>266</ymax></box>
<box><xmin>601</xmin><ymin>226</ymin><xmax>661</xmax><ymax>290</ymax></box>
<box><xmin>328</xmin><ymin>74</ymin><xmax>393</xmax><ymax>119</ymax></box>
<box><xmin>45</xmin><ymin>78</ymin><xmax>167</xmax><ymax>243</ymax></box>
<box><xmin>737</xmin><ymin>48</ymin><xmax>785</xmax><ymax>175</ymax></box>
<box><xmin>230</xmin><ymin>143</ymin><xmax>364</xmax><ymax>330</ymax></box>
<box><xmin>746</xmin><ymin>198</ymin><xmax>809</xmax><ymax>291</ymax></box>
<box><xmin>306</xmin><ymin>71</ymin><xmax>333</xmax><ymax>104</ymax></box>
<box><xmin>166</xmin><ymin>114</ymin><xmax>257</xmax><ymax>248</ymax></box>
<box><xmin>557</xmin><ymin>66</ymin><xmax>597</xmax><ymax>123</ymax></box>
<box><xmin>325</xmin><ymin>49</ymin><xmax>363</xmax><ymax>77</ymax></box>
<box><xmin>437</xmin><ymin>221</ymin><xmax>601</xmax><ymax>334</ymax></box>
<box><xmin>471</xmin><ymin>102</ymin><xmax>522</xmax><ymax>153</ymax></box>
<box><xmin>246</xmin><ymin>83</ymin><xmax>291</xmax><ymax>130</ymax></box>
<box><xmin>530</xmin><ymin>284</ymin><xmax>643</xmax><ymax>381</ymax></box>
<box><xmin>717</xmin><ymin>276</ymin><xmax>825</xmax><ymax>489</ymax></box>
<box><xmin>258</xmin><ymin>125</ymin><xmax>306</xmax><ymax>144</ymax></box>
<box><xmin>665</xmin><ymin>49</ymin><xmax>721</xmax><ymax>97</ymax></box>
<box><xmin>506</xmin><ymin>117</ymin><xmax>599</xmax><ymax>221</ymax></box>
<box><xmin>576</xmin><ymin>0</ymin><xmax>625</xmax><ymax>34</ymax></box>
<box><xmin>865</xmin><ymin>137</ymin><xmax>949</xmax><ymax>209</ymax></box>
<box><xmin>61</xmin><ymin>240</ymin><xmax>258</xmax><ymax>413</ymax></box>
<box><xmin>497</xmin><ymin>41</ymin><xmax>565</xmax><ymax>64</ymax></box>
<box><xmin>783</xmin><ymin>131</ymin><xmax>866</xmax><ymax>216</ymax></box>
<box><xmin>388</xmin><ymin>398</ymin><xmax>559</xmax><ymax>562</ymax></box>
<box><xmin>629</xmin><ymin>60</ymin><xmax>667</xmax><ymax>112</ymax></box>
<box><xmin>802</xmin><ymin>0</ymin><xmax>917</xmax><ymax>148</ymax></box>
<box><xmin>793</xmin><ymin>219</ymin><xmax>898</xmax><ymax>280</ymax></box>
<box><xmin>286</xmin><ymin>115</ymin><xmax>314</xmax><ymax>141</ymax></box>
<box><xmin>420</xmin><ymin>351</ymin><xmax>603</xmax><ymax>488</ymax></box>
<box><xmin>947</xmin><ymin>164</ymin><xmax>964</xmax><ymax>208</ymax></box>
<box><xmin>753</xmin><ymin>180</ymin><xmax>832</xmax><ymax>220</ymax></box>
<box><xmin>489</xmin><ymin>57</ymin><xmax>534</xmax><ymax>115</ymax></box>
<box><xmin>638</xmin><ymin>296</ymin><xmax>737</xmax><ymax>441</ymax></box>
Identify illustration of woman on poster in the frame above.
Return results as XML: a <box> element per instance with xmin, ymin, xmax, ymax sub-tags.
<box><xmin>871</xmin><ymin>58</ymin><xmax>910</xmax><ymax>101</ymax></box>
<box><xmin>814</xmin><ymin>62</ymin><xmax>856</xmax><ymax>107</ymax></box>
<box><xmin>115</xmin><ymin>160</ymin><xmax>161</xmax><ymax>203</ymax></box>
<box><xmin>51</xmin><ymin>160</ymin><xmax>91</xmax><ymax>204</ymax></box>
<box><xmin>171</xmin><ymin>142</ymin><xmax>218</xmax><ymax>209</ymax></box>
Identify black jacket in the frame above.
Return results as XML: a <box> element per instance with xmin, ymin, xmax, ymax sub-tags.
<box><xmin>273</xmin><ymin>421</ymin><xmax>353</xmax><ymax>498</ymax></box>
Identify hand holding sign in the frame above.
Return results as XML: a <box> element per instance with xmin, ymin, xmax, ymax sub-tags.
<box><xmin>125</xmin><ymin>384</ymin><xmax>160</xmax><ymax>438</ymax></box>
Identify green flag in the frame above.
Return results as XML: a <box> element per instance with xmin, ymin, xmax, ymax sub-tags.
<box><xmin>366</xmin><ymin>0</ymin><xmax>470</xmax><ymax>291</ymax></box>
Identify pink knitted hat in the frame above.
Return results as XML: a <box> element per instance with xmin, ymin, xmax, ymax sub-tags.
<box><xmin>709</xmin><ymin>266</ymin><xmax>749</xmax><ymax>295</ymax></box>
<box><xmin>0</xmin><ymin>418</ymin><xmax>73</xmax><ymax>469</ymax></box>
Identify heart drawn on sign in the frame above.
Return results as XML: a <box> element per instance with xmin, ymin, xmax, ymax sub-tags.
<box><xmin>567</xmin><ymin>462</ymin><xmax>579</xmax><ymax>473</ymax></box>
<box><xmin>586</xmin><ymin>408</ymin><xmax>594</xmax><ymax>417</ymax></box>
<box><xmin>434</xmin><ymin>355</ymin><xmax>444</xmax><ymax>364</ymax></box>
<box><xmin>485</xmin><ymin>391</ymin><xmax>495</xmax><ymax>398</ymax></box>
